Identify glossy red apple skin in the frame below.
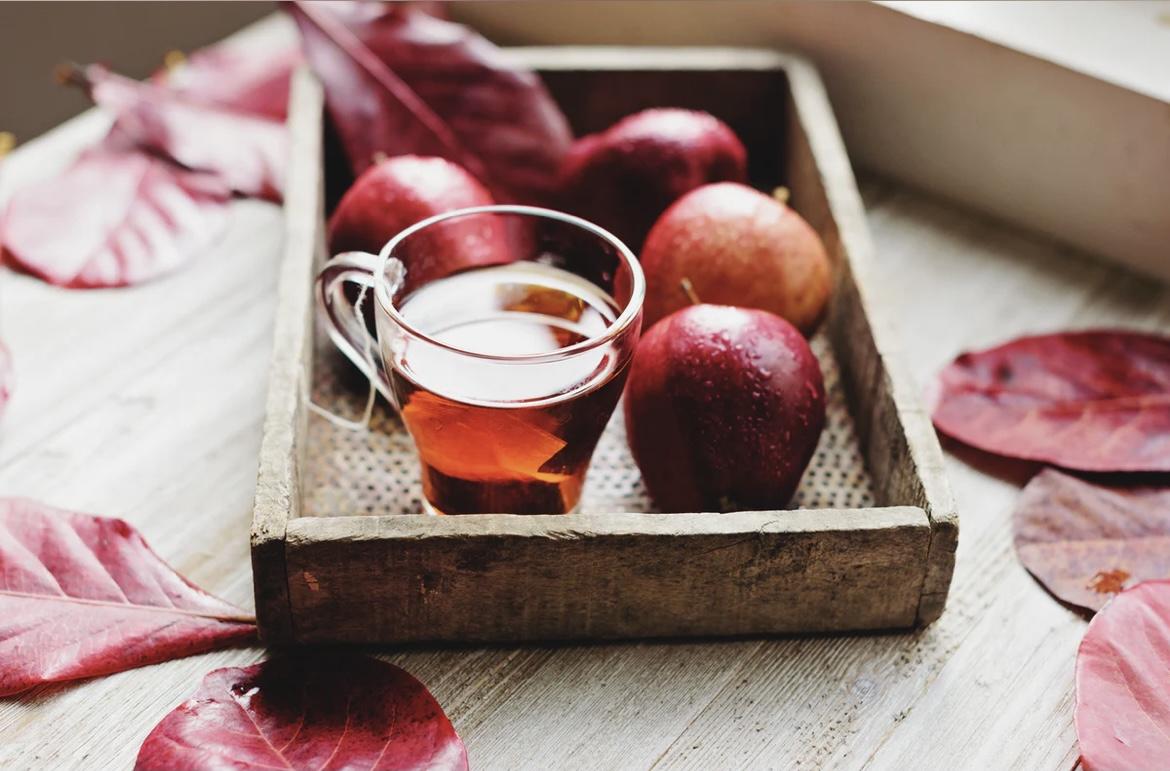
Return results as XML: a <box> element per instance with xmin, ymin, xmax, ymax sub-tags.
<box><xmin>623</xmin><ymin>304</ymin><xmax>826</xmax><ymax>512</ymax></box>
<box><xmin>557</xmin><ymin>109</ymin><xmax>748</xmax><ymax>253</ymax></box>
<box><xmin>327</xmin><ymin>155</ymin><xmax>511</xmax><ymax>293</ymax></box>
<box><xmin>635</xmin><ymin>182</ymin><xmax>832</xmax><ymax>335</ymax></box>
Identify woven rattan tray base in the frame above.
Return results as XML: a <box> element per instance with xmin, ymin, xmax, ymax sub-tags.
<box><xmin>303</xmin><ymin>326</ymin><xmax>875</xmax><ymax>518</ymax></box>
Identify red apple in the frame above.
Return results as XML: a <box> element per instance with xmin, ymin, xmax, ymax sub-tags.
<box><xmin>327</xmin><ymin>155</ymin><xmax>511</xmax><ymax>293</ymax></box>
<box><xmin>624</xmin><ymin>304</ymin><xmax>826</xmax><ymax>511</ymax></box>
<box><xmin>636</xmin><ymin>182</ymin><xmax>832</xmax><ymax>334</ymax></box>
<box><xmin>557</xmin><ymin>108</ymin><xmax>748</xmax><ymax>252</ymax></box>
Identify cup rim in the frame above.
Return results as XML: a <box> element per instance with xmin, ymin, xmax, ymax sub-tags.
<box><xmin>372</xmin><ymin>205</ymin><xmax>646</xmax><ymax>363</ymax></box>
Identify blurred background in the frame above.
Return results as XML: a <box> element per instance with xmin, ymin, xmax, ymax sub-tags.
<box><xmin>2</xmin><ymin>1</ymin><xmax>1167</xmax><ymax>277</ymax></box>
<box><xmin>0</xmin><ymin>2</ymin><xmax>268</xmax><ymax>140</ymax></box>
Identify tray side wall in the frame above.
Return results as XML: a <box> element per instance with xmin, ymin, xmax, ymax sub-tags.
<box><xmin>781</xmin><ymin>57</ymin><xmax>959</xmax><ymax>624</ymax></box>
<box><xmin>250</xmin><ymin>68</ymin><xmax>324</xmax><ymax>642</ymax></box>
<box><xmin>284</xmin><ymin>508</ymin><xmax>931</xmax><ymax>643</ymax></box>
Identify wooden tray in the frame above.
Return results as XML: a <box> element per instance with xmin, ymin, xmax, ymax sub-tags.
<box><xmin>251</xmin><ymin>47</ymin><xmax>958</xmax><ymax>644</ymax></box>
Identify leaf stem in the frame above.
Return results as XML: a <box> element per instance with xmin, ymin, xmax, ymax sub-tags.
<box><xmin>54</xmin><ymin>62</ymin><xmax>88</xmax><ymax>90</ymax></box>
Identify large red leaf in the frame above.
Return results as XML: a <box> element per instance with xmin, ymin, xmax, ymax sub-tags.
<box><xmin>1076</xmin><ymin>579</ymin><xmax>1170</xmax><ymax>770</ymax></box>
<box><xmin>135</xmin><ymin>655</ymin><xmax>468</xmax><ymax>771</ymax></box>
<box><xmin>0</xmin><ymin>499</ymin><xmax>255</xmax><ymax>697</ymax></box>
<box><xmin>152</xmin><ymin>43</ymin><xmax>301</xmax><ymax>122</ymax></box>
<box><xmin>0</xmin><ymin>142</ymin><xmax>231</xmax><ymax>288</ymax></box>
<box><xmin>1014</xmin><ymin>469</ymin><xmax>1170</xmax><ymax>612</ymax></box>
<box><xmin>70</xmin><ymin>64</ymin><xmax>287</xmax><ymax>201</ymax></box>
<box><xmin>932</xmin><ymin>330</ymin><xmax>1170</xmax><ymax>472</ymax></box>
<box><xmin>288</xmin><ymin>0</ymin><xmax>572</xmax><ymax>203</ymax></box>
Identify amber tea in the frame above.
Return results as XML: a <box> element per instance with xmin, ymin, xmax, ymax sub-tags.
<box><xmin>389</xmin><ymin>262</ymin><xmax>629</xmax><ymax>515</ymax></box>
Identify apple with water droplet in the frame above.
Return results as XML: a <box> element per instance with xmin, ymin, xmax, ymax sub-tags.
<box><xmin>624</xmin><ymin>304</ymin><xmax>825</xmax><ymax>511</ymax></box>
<box><xmin>327</xmin><ymin>155</ymin><xmax>511</xmax><ymax>294</ymax></box>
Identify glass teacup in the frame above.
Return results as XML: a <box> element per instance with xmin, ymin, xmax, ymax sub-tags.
<box><xmin>317</xmin><ymin>206</ymin><xmax>644</xmax><ymax>515</ymax></box>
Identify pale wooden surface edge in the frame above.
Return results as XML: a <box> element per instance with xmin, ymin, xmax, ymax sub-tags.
<box><xmin>287</xmin><ymin>505</ymin><xmax>928</xmax><ymax>541</ymax></box>
<box><xmin>784</xmin><ymin>54</ymin><xmax>958</xmax><ymax>624</ymax></box>
<box><xmin>249</xmin><ymin>68</ymin><xmax>324</xmax><ymax>641</ymax></box>
<box><xmin>503</xmin><ymin>44</ymin><xmax>798</xmax><ymax>72</ymax></box>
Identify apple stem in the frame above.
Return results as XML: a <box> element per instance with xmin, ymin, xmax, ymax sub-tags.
<box><xmin>372</xmin><ymin>151</ymin><xmax>389</xmax><ymax>165</ymax></box>
<box><xmin>680</xmin><ymin>277</ymin><xmax>702</xmax><ymax>306</ymax></box>
<box><xmin>0</xmin><ymin>132</ymin><xmax>14</xmax><ymax>160</ymax></box>
<box><xmin>772</xmin><ymin>186</ymin><xmax>791</xmax><ymax>205</ymax></box>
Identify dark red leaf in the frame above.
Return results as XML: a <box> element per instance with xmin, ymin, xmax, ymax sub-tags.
<box><xmin>151</xmin><ymin>43</ymin><xmax>301</xmax><ymax>122</ymax></box>
<box><xmin>287</xmin><ymin>2</ymin><xmax>483</xmax><ymax>180</ymax></box>
<box><xmin>135</xmin><ymin>654</ymin><xmax>468</xmax><ymax>771</ymax></box>
<box><xmin>71</xmin><ymin>64</ymin><xmax>287</xmax><ymax>201</ymax></box>
<box><xmin>1075</xmin><ymin>579</ymin><xmax>1170</xmax><ymax>770</ymax></box>
<box><xmin>0</xmin><ymin>143</ymin><xmax>231</xmax><ymax>288</ymax></box>
<box><xmin>0</xmin><ymin>499</ymin><xmax>255</xmax><ymax>697</ymax></box>
<box><xmin>288</xmin><ymin>0</ymin><xmax>572</xmax><ymax>203</ymax></box>
<box><xmin>1013</xmin><ymin>469</ymin><xmax>1170</xmax><ymax>612</ymax></box>
<box><xmin>932</xmin><ymin>331</ymin><xmax>1170</xmax><ymax>472</ymax></box>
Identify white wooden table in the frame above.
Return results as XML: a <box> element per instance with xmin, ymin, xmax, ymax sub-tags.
<box><xmin>1</xmin><ymin>108</ymin><xmax>1167</xmax><ymax>771</ymax></box>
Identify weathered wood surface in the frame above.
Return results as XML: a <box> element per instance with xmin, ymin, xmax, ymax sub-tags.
<box><xmin>249</xmin><ymin>67</ymin><xmax>323</xmax><ymax>643</ymax></box>
<box><xmin>285</xmin><ymin>508</ymin><xmax>930</xmax><ymax>642</ymax></box>
<box><xmin>257</xmin><ymin>47</ymin><xmax>955</xmax><ymax>642</ymax></box>
<box><xmin>779</xmin><ymin>54</ymin><xmax>956</xmax><ymax>625</ymax></box>
<box><xmin>3</xmin><ymin>25</ymin><xmax>1167</xmax><ymax>771</ymax></box>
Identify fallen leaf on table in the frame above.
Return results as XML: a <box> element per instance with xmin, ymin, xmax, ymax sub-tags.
<box><xmin>0</xmin><ymin>141</ymin><xmax>231</xmax><ymax>288</ymax></box>
<box><xmin>135</xmin><ymin>654</ymin><xmax>467</xmax><ymax>771</ymax></box>
<box><xmin>932</xmin><ymin>330</ymin><xmax>1170</xmax><ymax>472</ymax></box>
<box><xmin>0</xmin><ymin>498</ymin><xmax>255</xmax><ymax>697</ymax></box>
<box><xmin>152</xmin><ymin>42</ymin><xmax>301</xmax><ymax>122</ymax></box>
<box><xmin>1075</xmin><ymin>579</ymin><xmax>1170</xmax><ymax>770</ymax></box>
<box><xmin>68</xmin><ymin>63</ymin><xmax>288</xmax><ymax>201</ymax></box>
<box><xmin>1013</xmin><ymin>469</ymin><xmax>1170</xmax><ymax>612</ymax></box>
<box><xmin>288</xmin><ymin>0</ymin><xmax>572</xmax><ymax>203</ymax></box>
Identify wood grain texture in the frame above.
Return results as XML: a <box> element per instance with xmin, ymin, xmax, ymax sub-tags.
<box><xmin>783</xmin><ymin>56</ymin><xmax>957</xmax><ymax>624</ymax></box>
<box><xmin>249</xmin><ymin>67</ymin><xmax>323</xmax><ymax>643</ymax></box>
<box><xmin>4</xmin><ymin>15</ymin><xmax>1163</xmax><ymax>770</ymax></box>
<box><xmin>255</xmin><ymin>46</ymin><xmax>956</xmax><ymax>642</ymax></box>
<box><xmin>285</xmin><ymin>508</ymin><xmax>930</xmax><ymax>642</ymax></box>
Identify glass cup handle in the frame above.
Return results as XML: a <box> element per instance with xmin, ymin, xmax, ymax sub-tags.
<box><xmin>315</xmin><ymin>250</ymin><xmax>397</xmax><ymax>408</ymax></box>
